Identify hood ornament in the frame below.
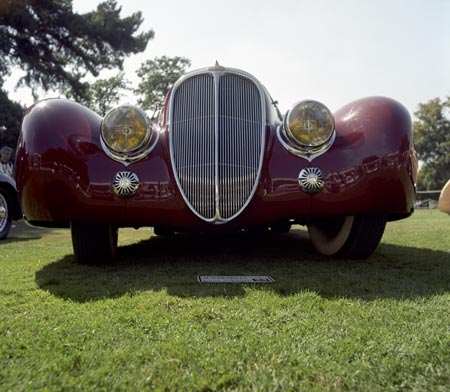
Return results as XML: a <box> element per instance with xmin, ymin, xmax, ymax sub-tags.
<box><xmin>209</xmin><ymin>60</ymin><xmax>225</xmax><ymax>71</ymax></box>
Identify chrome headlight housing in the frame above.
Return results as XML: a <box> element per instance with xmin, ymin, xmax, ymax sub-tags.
<box><xmin>101</xmin><ymin>105</ymin><xmax>157</xmax><ymax>163</ymax></box>
<box><xmin>279</xmin><ymin>100</ymin><xmax>335</xmax><ymax>160</ymax></box>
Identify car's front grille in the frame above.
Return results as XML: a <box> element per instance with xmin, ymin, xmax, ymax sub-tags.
<box><xmin>170</xmin><ymin>70</ymin><xmax>265</xmax><ymax>223</ymax></box>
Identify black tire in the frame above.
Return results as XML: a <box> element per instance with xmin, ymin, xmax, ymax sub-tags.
<box><xmin>308</xmin><ymin>215</ymin><xmax>386</xmax><ymax>259</ymax></box>
<box><xmin>270</xmin><ymin>222</ymin><xmax>292</xmax><ymax>234</ymax></box>
<box><xmin>71</xmin><ymin>222</ymin><xmax>118</xmax><ymax>264</ymax></box>
<box><xmin>153</xmin><ymin>226</ymin><xmax>174</xmax><ymax>237</ymax></box>
<box><xmin>0</xmin><ymin>187</ymin><xmax>12</xmax><ymax>240</ymax></box>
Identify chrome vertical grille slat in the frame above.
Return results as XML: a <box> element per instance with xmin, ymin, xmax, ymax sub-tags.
<box><xmin>172</xmin><ymin>74</ymin><xmax>215</xmax><ymax>220</ymax></box>
<box><xmin>218</xmin><ymin>74</ymin><xmax>263</xmax><ymax>219</ymax></box>
<box><xmin>170</xmin><ymin>69</ymin><xmax>265</xmax><ymax>223</ymax></box>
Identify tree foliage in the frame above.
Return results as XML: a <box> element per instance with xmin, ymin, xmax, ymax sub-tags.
<box><xmin>135</xmin><ymin>56</ymin><xmax>191</xmax><ymax>110</ymax></box>
<box><xmin>0</xmin><ymin>0</ymin><xmax>153</xmax><ymax>99</ymax></box>
<box><xmin>67</xmin><ymin>74</ymin><xmax>129</xmax><ymax>116</ymax></box>
<box><xmin>0</xmin><ymin>89</ymin><xmax>24</xmax><ymax>151</ymax></box>
<box><xmin>413</xmin><ymin>97</ymin><xmax>450</xmax><ymax>190</ymax></box>
<box><xmin>0</xmin><ymin>0</ymin><xmax>153</xmax><ymax>149</ymax></box>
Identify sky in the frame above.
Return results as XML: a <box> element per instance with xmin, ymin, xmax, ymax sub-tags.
<box><xmin>6</xmin><ymin>0</ymin><xmax>450</xmax><ymax>116</ymax></box>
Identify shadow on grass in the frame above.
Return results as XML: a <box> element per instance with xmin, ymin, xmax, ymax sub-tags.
<box><xmin>35</xmin><ymin>229</ymin><xmax>450</xmax><ymax>302</ymax></box>
<box><xmin>4</xmin><ymin>221</ymin><xmax>62</xmax><ymax>243</ymax></box>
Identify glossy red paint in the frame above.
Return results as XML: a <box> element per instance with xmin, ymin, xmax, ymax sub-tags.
<box><xmin>16</xmin><ymin>90</ymin><xmax>416</xmax><ymax>230</ymax></box>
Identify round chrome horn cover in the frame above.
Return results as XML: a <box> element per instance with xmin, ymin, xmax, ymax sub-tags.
<box><xmin>298</xmin><ymin>167</ymin><xmax>325</xmax><ymax>193</ymax></box>
<box><xmin>112</xmin><ymin>171</ymin><xmax>140</xmax><ymax>197</ymax></box>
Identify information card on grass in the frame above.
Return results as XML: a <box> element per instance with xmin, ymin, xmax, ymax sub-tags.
<box><xmin>197</xmin><ymin>276</ymin><xmax>274</xmax><ymax>283</ymax></box>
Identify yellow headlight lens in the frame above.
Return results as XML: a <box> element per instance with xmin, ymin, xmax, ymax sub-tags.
<box><xmin>101</xmin><ymin>105</ymin><xmax>151</xmax><ymax>153</ymax></box>
<box><xmin>285</xmin><ymin>100</ymin><xmax>334</xmax><ymax>147</ymax></box>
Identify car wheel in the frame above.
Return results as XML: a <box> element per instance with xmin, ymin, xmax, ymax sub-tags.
<box><xmin>307</xmin><ymin>215</ymin><xmax>386</xmax><ymax>259</ymax></box>
<box><xmin>270</xmin><ymin>222</ymin><xmax>292</xmax><ymax>234</ymax></box>
<box><xmin>153</xmin><ymin>226</ymin><xmax>174</xmax><ymax>237</ymax></box>
<box><xmin>71</xmin><ymin>222</ymin><xmax>118</xmax><ymax>264</ymax></box>
<box><xmin>0</xmin><ymin>187</ymin><xmax>12</xmax><ymax>240</ymax></box>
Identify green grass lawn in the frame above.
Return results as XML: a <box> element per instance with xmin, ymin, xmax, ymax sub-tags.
<box><xmin>1</xmin><ymin>210</ymin><xmax>450</xmax><ymax>391</ymax></box>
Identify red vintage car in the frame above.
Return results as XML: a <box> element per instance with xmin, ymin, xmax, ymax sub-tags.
<box><xmin>15</xmin><ymin>64</ymin><xmax>417</xmax><ymax>263</ymax></box>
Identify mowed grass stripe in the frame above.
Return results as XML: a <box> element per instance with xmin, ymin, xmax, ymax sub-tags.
<box><xmin>1</xmin><ymin>210</ymin><xmax>450</xmax><ymax>391</ymax></box>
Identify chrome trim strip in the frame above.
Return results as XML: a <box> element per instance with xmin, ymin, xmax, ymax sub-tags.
<box><xmin>214</xmin><ymin>72</ymin><xmax>220</xmax><ymax>220</ymax></box>
<box><xmin>169</xmin><ymin>66</ymin><xmax>266</xmax><ymax>223</ymax></box>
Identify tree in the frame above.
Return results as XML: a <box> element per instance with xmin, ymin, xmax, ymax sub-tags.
<box><xmin>0</xmin><ymin>0</ymin><xmax>153</xmax><ymax>98</ymax></box>
<box><xmin>67</xmin><ymin>74</ymin><xmax>129</xmax><ymax>116</ymax></box>
<box><xmin>0</xmin><ymin>89</ymin><xmax>24</xmax><ymax>150</ymax></box>
<box><xmin>0</xmin><ymin>0</ymin><xmax>153</xmax><ymax>147</ymax></box>
<box><xmin>413</xmin><ymin>97</ymin><xmax>450</xmax><ymax>190</ymax></box>
<box><xmin>134</xmin><ymin>56</ymin><xmax>191</xmax><ymax>110</ymax></box>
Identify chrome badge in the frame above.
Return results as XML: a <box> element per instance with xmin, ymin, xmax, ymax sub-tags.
<box><xmin>112</xmin><ymin>171</ymin><xmax>140</xmax><ymax>197</ymax></box>
<box><xmin>298</xmin><ymin>167</ymin><xmax>325</xmax><ymax>193</ymax></box>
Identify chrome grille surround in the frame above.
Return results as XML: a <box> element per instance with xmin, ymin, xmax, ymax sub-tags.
<box><xmin>169</xmin><ymin>67</ymin><xmax>266</xmax><ymax>223</ymax></box>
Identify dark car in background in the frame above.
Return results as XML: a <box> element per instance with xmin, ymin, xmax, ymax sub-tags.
<box><xmin>0</xmin><ymin>172</ymin><xmax>21</xmax><ymax>240</ymax></box>
<box><xmin>15</xmin><ymin>64</ymin><xmax>417</xmax><ymax>263</ymax></box>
